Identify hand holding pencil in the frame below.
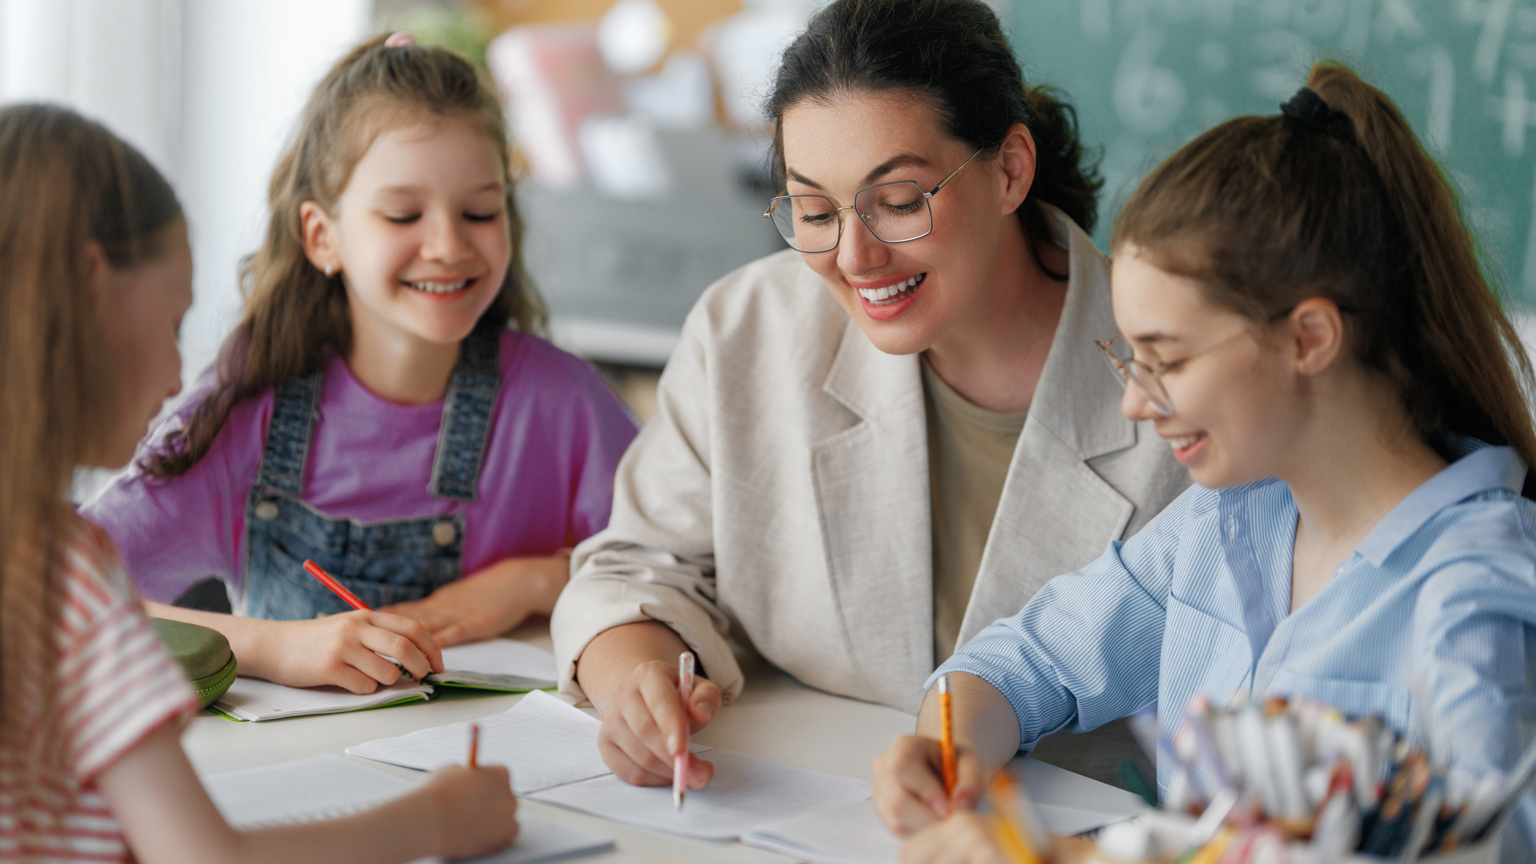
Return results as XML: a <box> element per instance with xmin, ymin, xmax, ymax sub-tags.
<box><xmin>872</xmin><ymin>673</ymin><xmax>992</xmax><ymax>836</ymax></box>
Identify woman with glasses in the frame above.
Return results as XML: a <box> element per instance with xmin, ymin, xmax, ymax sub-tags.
<box><xmin>551</xmin><ymin>0</ymin><xmax>1188</xmax><ymax>791</ymax></box>
<box><xmin>876</xmin><ymin>65</ymin><xmax>1536</xmax><ymax>863</ymax></box>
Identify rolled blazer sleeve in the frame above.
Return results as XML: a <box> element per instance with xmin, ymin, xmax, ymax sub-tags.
<box><xmin>552</xmin><ymin>318</ymin><xmax>744</xmax><ymax>705</ymax></box>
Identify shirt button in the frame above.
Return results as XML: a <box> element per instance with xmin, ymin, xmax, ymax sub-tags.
<box><xmin>1226</xmin><ymin>515</ymin><xmax>1240</xmax><ymax>538</ymax></box>
<box><xmin>254</xmin><ymin>500</ymin><xmax>279</xmax><ymax>521</ymax></box>
<box><xmin>432</xmin><ymin>521</ymin><xmax>457</xmax><ymax>547</ymax></box>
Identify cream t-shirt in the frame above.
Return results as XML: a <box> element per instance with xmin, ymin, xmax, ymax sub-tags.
<box><xmin>921</xmin><ymin>357</ymin><xmax>1028</xmax><ymax>662</ymax></box>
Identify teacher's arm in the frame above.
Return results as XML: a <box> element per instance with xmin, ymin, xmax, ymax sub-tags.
<box><xmin>552</xmin><ymin>320</ymin><xmax>737</xmax><ymax>788</ymax></box>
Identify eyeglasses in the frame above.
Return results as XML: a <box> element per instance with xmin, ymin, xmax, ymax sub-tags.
<box><xmin>763</xmin><ymin>151</ymin><xmax>981</xmax><ymax>253</ymax></box>
<box><xmin>1095</xmin><ymin>330</ymin><xmax>1253</xmax><ymax>417</ymax></box>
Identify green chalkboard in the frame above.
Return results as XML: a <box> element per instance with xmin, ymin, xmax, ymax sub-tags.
<box><xmin>1009</xmin><ymin>0</ymin><xmax>1536</xmax><ymax>307</ymax></box>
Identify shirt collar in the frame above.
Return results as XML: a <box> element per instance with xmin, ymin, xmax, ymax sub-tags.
<box><xmin>1354</xmin><ymin>441</ymin><xmax>1528</xmax><ymax>567</ymax></box>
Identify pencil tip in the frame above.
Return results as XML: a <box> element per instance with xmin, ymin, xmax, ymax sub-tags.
<box><xmin>674</xmin><ymin>790</ymin><xmax>683</xmax><ymax>810</ymax></box>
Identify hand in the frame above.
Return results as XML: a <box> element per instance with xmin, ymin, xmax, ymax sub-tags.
<box><xmin>382</xmin><ymin>552</ymin><xmax>570</xmax><ymax>647</ymax></box>
<box><xmin>873</xmin><ymin>735</ymin><xmax>987</xmax><ymax>835</ymax></box>
<box><xmin>597</xmin><ymin>658</ymin><xmax>722</xmax><ymax>789</ymax></box>
<box><xmin>898</xmin><ymin>811</ymin><xmax>1012</xmax><ymax>864</ymax></box>
<box><xmin>417</xmin><ymin>765</ymin><xmax>519</xmax><ymax>860</ymax></box>
<box><xmin>262</xmin><ymin>610</ymin><xmax>443</xmax><ymax>694</ymax></box>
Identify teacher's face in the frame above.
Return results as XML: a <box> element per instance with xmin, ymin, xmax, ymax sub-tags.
<box><xmin>780</xmin><ymin>91</ymin><xmax>1019</xmax><ymax>355</ymax></box>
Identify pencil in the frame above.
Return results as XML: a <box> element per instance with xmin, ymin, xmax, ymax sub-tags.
<box><xmin>673</xmin><ymin>652</ymin><xmax>695</xmax><ymax>811</ymax></box>
<box><xmin>939</xmin><ymin>674</ymin><xmax>957</xmax><ymax>797</ymax></box>
<box><xmin>303</xmin><ymin>559</ymin><xmax>369</xmax><ymax>611</ymax></box>
<box><xmin>468</xmin><ymin>723</ymin><xmax>480</xmax><ymax>768</ymax></box>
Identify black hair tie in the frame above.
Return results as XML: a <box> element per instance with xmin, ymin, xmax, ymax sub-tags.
<box><xmin>1280</xmin><ymin>87</ymin><xmax>1333</xmax><ymax>132</ymax></box>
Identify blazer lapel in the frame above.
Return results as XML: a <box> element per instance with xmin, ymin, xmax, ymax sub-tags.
<box><xmin>957</xmin><ymin>209</ymin><xmax>1138</xmax><ymax>648</ymax></box>
<box><xmin>811</xmin><ymin>318</ymin><xmax>934</xmax><ymax>706</ymax></box>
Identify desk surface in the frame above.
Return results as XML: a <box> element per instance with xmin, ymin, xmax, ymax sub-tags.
<box><xmin>183</xmin><ymin>624</ymin><xmax>1135</xmax><ymax>863</ymax></box>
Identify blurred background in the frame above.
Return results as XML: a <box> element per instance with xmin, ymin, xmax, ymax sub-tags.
<box><xmin>3</xmin><ymin>0</ymin><xmax>1534</xmax><ymax>433</ymax></box>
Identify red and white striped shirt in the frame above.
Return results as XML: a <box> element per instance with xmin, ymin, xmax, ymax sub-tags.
<box><xmin>0</xmin><ymin>516</ymin><xmax>197</xmax><ymax>862</ymax></box>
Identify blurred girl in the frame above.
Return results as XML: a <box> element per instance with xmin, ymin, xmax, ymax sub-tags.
<box><xmin>84</xmin><ymin>34</ymin><xmax>637</xmax><ymax>693</ymax></box>
<box><xmin>873</xmin><ymin>62</ymin><xmax>1536</xmax><ymax>863</ymax></box>
<box><xmin>0</xmin><ymin>102</ymin><xmax>517</xmax><ymax>864</ymax></box>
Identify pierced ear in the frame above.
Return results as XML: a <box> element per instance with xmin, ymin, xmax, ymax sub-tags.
<box><xmin>299</xmin><ymin>200</ymin><xmax>339</xmax><ymax>276</ymax></box>
<box><xmin>996</xmin><ymin>123</ymin><xmax>1037</xmax><ymax>215</ymax></box>
<box><xmin>1288</xmin><ymin>297</ymin><xmax>1345</xmax><ymax>376</ymax></box>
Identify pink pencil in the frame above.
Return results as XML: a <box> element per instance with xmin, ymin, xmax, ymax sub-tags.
<box><xmin>673</xmin><ymin>653</ymin><xmax>695</xmax><ymax>810</ymax></box>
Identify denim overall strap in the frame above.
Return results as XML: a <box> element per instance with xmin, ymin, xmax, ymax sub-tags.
<box><xmin>428</xmin><ymin>326</ymin><xmax>502</xmax><ymax>501</ymax></box>
<box><xmin>256</xmin><ymin>372</ymin><xmax>323</xmax><ymax>495</ymax></box>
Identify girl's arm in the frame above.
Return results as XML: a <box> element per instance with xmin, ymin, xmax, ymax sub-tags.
<box><xmin>99</xmin><ymin>721</ymin><xmax>518</xmax><ymax>864</ymax></box>
<box><xmin>146</xmin><ymin>600</ymin><xmax>444</xmax><ymax>693</ymax></box>
<box><xmin>379</xmin><ymin>551</ymin><xmax>570</xmax><ymax>647</ymax></box>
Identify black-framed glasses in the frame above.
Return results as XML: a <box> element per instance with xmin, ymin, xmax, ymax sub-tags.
<box><xmin>763</xmin><ymin>151</ymin><xmax>981</xmax><ymax>253</ymax></box>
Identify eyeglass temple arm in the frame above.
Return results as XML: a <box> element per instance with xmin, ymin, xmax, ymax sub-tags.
<box><xmin>928</xmin><ymin>150</ymin><xmax>982</xmax><ymax>196</ymax></box>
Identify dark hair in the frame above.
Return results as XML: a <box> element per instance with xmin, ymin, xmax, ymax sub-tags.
<box><xmin>1113</xmin><ymin>61</ymin><xmax>1536</xmax><ymax>473</ymax></box>
<box><xmin>765</xmin><ymin>0</ymin><xmax>1102</xmax><ymax>278</ymax></box>
<box><xmin>143</xmin><ymin>34</ymin><xmax>545</xmax><ymax>479</ymax></box>
<box><xmin>0</xmin><ymin>103</ymin><xmax>182</xmax><ymax>851</ymax></box>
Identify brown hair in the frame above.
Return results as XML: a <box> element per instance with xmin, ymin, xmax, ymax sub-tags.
<box><xmin>765</xmin><ymin>0</ymin><xmax>1102</xmax><ymax>279</ymax></box>
<box><xmin>144</xmin><ymin>34</ymin><xmax>545</xmax><ymax>479</ymax></box>
<box><xmin>0</xmin><ymin>104</ymin><xmax>183</xmax><ymax>848</ymax></box>
<box><xmin>1113</xmin><ymin>61</ymin><xmax>1536</xmax><ymax>472</ymax></box>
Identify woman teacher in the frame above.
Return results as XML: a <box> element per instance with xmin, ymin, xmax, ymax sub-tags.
<box><xmin>552</xmin><ymin>0</ymin><xmax>1189</xmax><ymax>791</ymax></box>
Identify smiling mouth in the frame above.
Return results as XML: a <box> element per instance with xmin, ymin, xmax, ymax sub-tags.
<box><xmin>856</xmin><ymin>273</ymin><xmax>926</xmax><ymax>306</ymax></box>
<box><xmin>405</xmin><ymin>278</ymin><xmax>473</xmax><ymax>294</ymax></box>
<box><xmin>1168</xmin><ymin>433</ymin><xmax>1203</xmax><ymax>449</ymax></box>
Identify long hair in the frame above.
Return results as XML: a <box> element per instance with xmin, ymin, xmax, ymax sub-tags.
<box><xmin>1113</xmin><ymin>61</ymin><xmax>1536</xmax><ymax>473</ymax></box>
<box><xmin>143</xmin><ymin>34</ymin><xmax>546</xmax><ymax>479</ymax></box>
<box><xmin>764</xmin><ymin>0</ymin><xmax>1103</xmax><ymax>278</ymax></box>
<box><xmin>0</xmin><ymin>104</ymin><xmax>183</xmax><ymax>849</ymax></box>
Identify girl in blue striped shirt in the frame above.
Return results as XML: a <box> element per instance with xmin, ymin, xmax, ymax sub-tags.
<box><xmin>874</xmin><ymin>62</ymin><xmax>1536</xmax><ymax>864</ymax></box>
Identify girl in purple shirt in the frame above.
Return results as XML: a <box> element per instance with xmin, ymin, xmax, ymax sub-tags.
<box><xmin>83</xmin><ymin>34</ymin><xmax>637</xmax><ymax>694</ymax></box>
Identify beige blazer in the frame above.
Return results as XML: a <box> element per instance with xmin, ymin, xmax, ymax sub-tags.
<box><xmin>552</xmin><ymin>205</ymin><xmax>1191</xmax><ymax>713</ymax></box>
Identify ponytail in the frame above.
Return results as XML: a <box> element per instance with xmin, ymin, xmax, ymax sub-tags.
<box><xmin>1113</xmin><ymin>60</ymin><xmax>1536</xmax><ymax>473</ymax></box>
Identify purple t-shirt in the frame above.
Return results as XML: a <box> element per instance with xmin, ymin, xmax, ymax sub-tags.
<box><xmin>83</xmin><ymin>331</ymin><xmax>638</xmax><ymax>604</ymax></box>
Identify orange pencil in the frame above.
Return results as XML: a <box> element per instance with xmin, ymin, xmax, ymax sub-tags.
<box><xmin>468</xmin><ymin>723</ymin><xmax>480</xmax><ymax>768</ymax></box>
<box><xmin>303</xmin><ymin>559</ymin><xmax>369</xmax><ymax>611</ymax></box>
<box><xmin>939</xmin><ymin>674</ymin><xmax>957</xmax><ymax>797</ymax></box>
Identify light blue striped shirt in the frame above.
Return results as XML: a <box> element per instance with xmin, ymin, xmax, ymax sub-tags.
<box><xmin>934</xmin><ymin>442</ymin><xmax>1536</xmax><ymax>857</ymax></box>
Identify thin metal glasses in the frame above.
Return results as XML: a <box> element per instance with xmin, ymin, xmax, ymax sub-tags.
<box><xmin>1095</xmin><ymin>330</ymin><xmax>1253</xmax><ymax>417</ymax></box>
<box><xmin>764</xmin><ymin>151</ymin><xmax>981</xmax><ymax>253</ymax></box>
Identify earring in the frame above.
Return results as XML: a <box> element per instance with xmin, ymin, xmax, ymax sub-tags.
<box><xmin>324</xmin><ymin>265</ymin><xmax>335</xmax><ymax>278</ymax></box>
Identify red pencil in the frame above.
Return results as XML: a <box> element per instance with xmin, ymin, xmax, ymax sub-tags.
<box><xmin>303</xmin><ymin>559</ymin><xmax>370</xmax><ymax>611</ymax></box>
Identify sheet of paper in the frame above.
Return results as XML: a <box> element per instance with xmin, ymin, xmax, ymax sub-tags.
<box><xmin>528</xmin><ymin>747</ymin><xmax>871</xmax><ymax>841</ymax></box>
<box><xmin>347</xmin><ymin>690</ymin><xmax>615</xmax><ymax>794</ymax></box>
<box><xmin>203</xmin><ymin>753</ymin><xmax>613</xmax><ymax>864</ymax></box>
<box><xmin>740</xmin><ymin>799</ymin><xmax>900</xmax><ymax>864</ymax></box>
<box><xmin>440</xmin><ymin>639</ymin><xmax>557</xmax><ymax>680</ymax></box>
<box><xmin>212</xmin><ymin>677</ymin><xmax>431</xmax><ymax>721</ymax></box>
<box><xmin>1013</xmin><ymin>756</ymin><xmax>1143</xmax><ymax>832</ymax></box>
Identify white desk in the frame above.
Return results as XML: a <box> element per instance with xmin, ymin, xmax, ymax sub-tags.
<box><xmin>183</xmin><ymin>623</ymin><xmax>1132</xmax><ymax>863</ymax></box>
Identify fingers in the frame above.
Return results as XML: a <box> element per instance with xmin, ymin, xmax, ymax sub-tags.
<box><xmin>599</xmin><ymin>714</ymin><xmax>673</xmax><ymax>785</ymax></box>
<box><xmin>873</xmin><ymin>736</ymin><xmax>948</xmax><ymax>836</ymax></box>
<box><xmin>364</xmin><ymin>611</ymin><xmax>443</xmax><ymax>675</ymax></box>
<box><xmin>638</xmin><ymin>666</ymin><xmax>691</xmax><ymax>756</ymax></box>
<box><xmin>687</xmin><ymin>679</ymin><xmax>722</xmax><ymax>732</ymax></box>
<box><xmin>898</xmin><ymin>812</ymin><xmax>1009</xmax><ymax>864</ymax></box>
<box><xmin>951</xmin><ymin>749</ymin><xmax>986</xmax><ymax>813</ymax></box>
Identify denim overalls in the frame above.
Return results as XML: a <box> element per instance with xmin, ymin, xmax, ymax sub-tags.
<box><xmin>241</xmin><ymin>328</ymin><xmax>501</xmax><ymax>620</ymax></box>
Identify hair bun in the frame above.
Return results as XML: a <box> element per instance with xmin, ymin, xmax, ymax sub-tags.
<box><xmin>1280</xmin><ymin>87</ymin><xmax>1333</xmax><ymax>131</ymax></box>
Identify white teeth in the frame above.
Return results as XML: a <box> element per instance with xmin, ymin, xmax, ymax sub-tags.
<box><xmin>408</xmin><ymin>279</ymin><xmax>468</xmax><ymax>294</ymax></box>
<box><xmin>856</xmin><ymin>273</ymin><xmax>926</xmax><ymax>306</ymax></box>
<box><xmin>1168</xmin><ymin>434</ymin><xmax>1203</xmax><ymax>449</ymax></box>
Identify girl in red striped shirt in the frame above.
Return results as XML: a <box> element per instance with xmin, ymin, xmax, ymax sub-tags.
<box><xmin>0</xmin><ymin>104</ymin><xmax>519</xmax><ymax>863</ymax></box>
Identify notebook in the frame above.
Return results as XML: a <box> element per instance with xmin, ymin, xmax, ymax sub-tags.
<box><xmin>210</xmin><ymin>640</ymin><xmax>559</xmax><ymax>721</ymax></box>
<box><xmin>211</xmin><ymin>677</ymin><xmax>432</xmax><ymax>722</ymax></box>
<box><xmin>429</xmin><ymin>639</ymin><xmax>558</xmax><ymax>693</ymax></box>
<box><xmin>350</xmin><ymin>690</ymin><xmax>872</xmax><ymax>843</ymax></box>
<box><xmin>203</xmin><ymin>753</ymin><xmax>614</xmax><ymax>864</ymax></box>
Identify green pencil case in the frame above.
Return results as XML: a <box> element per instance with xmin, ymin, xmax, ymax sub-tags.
<box><xmin>150</xmin><ymin>619</ymin><xmax>237</xmax><ymax>708</ymax></box>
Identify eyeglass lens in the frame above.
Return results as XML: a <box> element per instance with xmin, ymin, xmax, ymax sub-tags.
<box><xmin>1101</xmin><ymin>347</ymin><xmax>1174</xmax><ymax>416</ymax></box>
<box><xmin>769</xmin><ymin>181</ymin><xmax>933</xmax><ymax>252</ymax></box>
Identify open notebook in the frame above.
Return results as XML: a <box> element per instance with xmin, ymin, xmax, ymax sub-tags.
<box><xmin>210</xmin><ymin>639</ymin><xmax>557</xmax><ymax>722</ymax></box>
<box><xmin>203</xmin><ymin>753</ymin><xmax>614</xmax><ymax>864</ymax></box>
<box><xmin>349</xmin><ymin>691</ymin><xmax>866</xmax><ymax>841</ymax></box>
